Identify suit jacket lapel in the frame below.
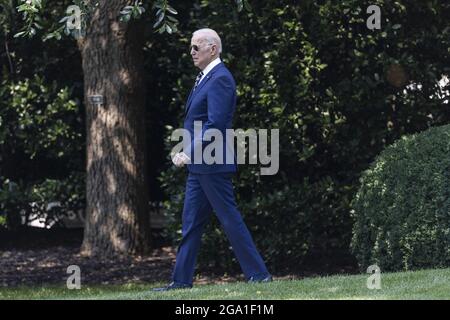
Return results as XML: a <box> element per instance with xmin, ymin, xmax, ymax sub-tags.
<box><xmin>185</xmin><ymin>62</ymin><xmax>223</xmax><ymax>116</ymax></box>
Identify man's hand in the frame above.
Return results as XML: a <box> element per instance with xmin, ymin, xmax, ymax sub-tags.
<box><xmin>172</xmin><ymin>152</ymin><xmax>190</xmax><ymax>167</ymax></box>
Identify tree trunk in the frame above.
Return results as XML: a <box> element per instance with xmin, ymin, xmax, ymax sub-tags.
<box><xmin>79</xmin><ymin>1</ymin><xmax>150</xmax><ymax>256</ymax></box>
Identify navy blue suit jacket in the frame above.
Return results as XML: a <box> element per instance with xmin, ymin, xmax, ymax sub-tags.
<box><xmin>184</xmin><ymin>62</ymin><xmax>238</xmax><ymax>174</ymax></box>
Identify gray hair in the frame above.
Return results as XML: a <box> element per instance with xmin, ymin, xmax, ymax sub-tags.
<box><xmin>193</xmin><ymin>28</ymin><xmax>222</xmax><ymax>54</ymax></box>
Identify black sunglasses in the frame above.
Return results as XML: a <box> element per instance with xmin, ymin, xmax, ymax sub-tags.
<box><xmin>190</xmin><ymin>43</ymin><xmax>213</xmax><ymax>52</ymax></box>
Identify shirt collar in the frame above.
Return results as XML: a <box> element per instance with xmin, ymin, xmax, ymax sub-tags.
<box><xmin>200</xmin><ymin>57</ymin><xmax>221</xmax><ymax>79</ymax></box>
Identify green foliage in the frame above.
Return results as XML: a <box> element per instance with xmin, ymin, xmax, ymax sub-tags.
<box><xmin>235</xmin><ymin>0</ymin><xmax>251</xmax><ymax>13</ymax></box>
<box><xmin>152</xmin><ymin>0</ymin><xmax>179</xmax><ymax>34</ymax></box>
<box><xmin>0</xmin><ymin>74</ymin><xmax>82</xmax><ymax>160</ymax></box>
<box><xmin>0</xmin><ymin>71</ymin><xmax>85</xmax><ymax>229</ymax></box>
<box><xmin>120</xmin><ymin>1</ymin><xmax>146</xmax><ymax>23</ymax></box>
<box><xmin>12</xmin><ymin>0</ymin><xmax>250</xmax><ymax>40</ymax></box>
<box><xmin>14</xmin><ymin>0</ymin><xmax>44</xmax><ymax>38</ymax></box>
<box><xmin>0</xmin><ymin>173</ymin><xmax>85</xmax><ymax>229</ymax></box>
<box><xmin>351</xmin><ymin>124</ymin><xmax>450</xmax><ymax>271</ymax></box>
<box><xmin>0</xmin><ymin>0</ymin><xmax>16</xmax><ymax>36</ymax></box>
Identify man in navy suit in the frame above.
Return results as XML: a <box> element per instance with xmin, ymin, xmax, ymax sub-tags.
<box><xmin>154</xmin><ymin>28</ymin><xmax>271</xmax><ymax>291</ymax></box>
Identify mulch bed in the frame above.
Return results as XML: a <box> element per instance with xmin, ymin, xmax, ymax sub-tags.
<box><xmin>0</xmin><ymin>227</ymin><xmax>244</xmax><ymax>287</ymax></box>
<box><xmin>0</xmin><ymin>246</ymin><xmax>176</xmax><ymax>287</ymax></box>
<box><xmin>0</xmin><ymin>227</ymin><xmax>357</xmax><ymax>287</ymax></box>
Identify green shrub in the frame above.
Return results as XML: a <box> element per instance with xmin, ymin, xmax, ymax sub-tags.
<box><xmin>0</xmin><ymin>173</ymin><xmax>85</xmax><ymax>229</ymax></box>
<box><xmin>0</xmin><ymin>72</ymin><xmax>85</xmax><ymax>230</ymax></box>
<box><xmin>0</xmin><ymin>74</ymin><xmax>82</xmax><ymax>161</ymax></box>
<box><xmin>351</xmin><ymin>124</ymin><xmax>450</xmax><ymax>271</ymax></box>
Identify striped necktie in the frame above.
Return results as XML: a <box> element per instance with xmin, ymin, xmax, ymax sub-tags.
<box><xmin>193</xmin><ymin>71</ymin><xmax>204</xmax><ymax>91</ymax></box>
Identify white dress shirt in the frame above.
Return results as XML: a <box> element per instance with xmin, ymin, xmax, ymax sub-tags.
<box><xmin>198</xmin><ymin>57</ymin><xmax>221</xmax><ymax>85</ymax></box>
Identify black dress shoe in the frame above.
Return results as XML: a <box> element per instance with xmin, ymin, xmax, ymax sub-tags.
<box><xmin>248</xmin><ymin>275</ymin><xmax>273</xmax><ymax>283</ymax></box>
<box><xmin>152</xmin><ymin>282</ymin><xmax>193</xmax><ymax>292</ymax></box>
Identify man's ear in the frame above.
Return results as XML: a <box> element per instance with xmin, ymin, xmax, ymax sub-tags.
<box><xmin>211</xmin><ymin>44</ymin><xmax>217</xmax><ymax>56</ymax></box>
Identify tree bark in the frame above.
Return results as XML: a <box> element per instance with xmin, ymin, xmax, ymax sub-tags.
<box><xmin>79</xmin><ymin>1</ymin><xmax>150</xmax><ymax>256</ymax></box>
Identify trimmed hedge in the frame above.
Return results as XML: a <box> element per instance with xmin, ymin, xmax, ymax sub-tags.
<box><xmin>351</xmin><ymin>124</ymin><xmax>450</xmax><ymax>271</ymax></box>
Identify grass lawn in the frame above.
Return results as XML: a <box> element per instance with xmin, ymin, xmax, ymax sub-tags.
<box><xmin>1</xmin><ymin>267</ymin><xmax>449</xmax><ymax>300</ymax></box>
